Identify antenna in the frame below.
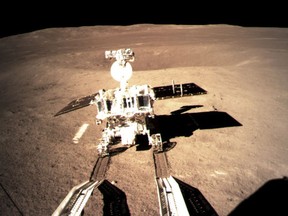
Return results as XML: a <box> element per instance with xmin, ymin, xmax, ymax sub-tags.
<box><xmin>105</xmin><ymin>48</ymin><xmax>135</xmax><ymax>91</ymax></box>
<box><xmin>110</xmin><ymin>61</ymin><xmax>133</xmax><ymax>89</ymax></box>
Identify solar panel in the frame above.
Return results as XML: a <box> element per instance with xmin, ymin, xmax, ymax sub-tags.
<box><xmin>54</xmin><ymin>93</ymin><xmax>98</xmax><ymax>116</ymax></box>
<box><xmin>153</xmin><ymin>82</ymin><xmax>207</xmax><ymax>100</ymax></box>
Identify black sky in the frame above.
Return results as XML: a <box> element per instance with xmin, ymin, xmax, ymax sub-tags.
<box><xmin>1</xmin><ymin>2</ymin><xmax>287</xmax><ymax>38</ymax></box>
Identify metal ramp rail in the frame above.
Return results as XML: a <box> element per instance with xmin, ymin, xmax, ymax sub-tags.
<box><xmin>52</xmin><ymin>180</ymin><xmax>103</xmax><ymax>216</ymax></box>
<box><xmin>156</xmin><ymin>176</ymin><xmax>190</xmax><ymax>216</ymax></box>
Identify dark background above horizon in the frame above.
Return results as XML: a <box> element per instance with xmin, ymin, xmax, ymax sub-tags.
<box><xmin>1</xmin><ymin>2</ymin><xmax>287</xmax><ymax>38</ymax></box>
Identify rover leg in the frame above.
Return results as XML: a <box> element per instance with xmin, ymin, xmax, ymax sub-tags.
<box><xmin>97</xmin><ymin>141</ymin><xmax>109</xmax><ymax>157</ymax></box>
<box><xmin>149</xmin><ymin>133</ymin><xmax>163</xmax><ymax>152</ymax></box>
<box><xmin>97</xmin><ymin>128</ymin><xmax>113</xmax><ymax>156</ymax></box>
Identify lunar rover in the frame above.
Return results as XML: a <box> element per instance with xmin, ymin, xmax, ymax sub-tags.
<box><xmin>53</xmin><ymin>48</ymin><xmax>219</xmax><ymax>216</ymax></box>
<box><xmin>54</xmin><ymin>48</ymin><xmax>207</xmax><ymax>156</ymax></box>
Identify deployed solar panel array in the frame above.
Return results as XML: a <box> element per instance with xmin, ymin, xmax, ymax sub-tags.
<box><xmin>55</xmin><ymin>82</ymin><xmax>207</xmax><ymax>117</ymax></box>
<box><xmin>54</xmin><ymin>93</ymin><xmax>98</xmax><ymax>116</ymax></box>
<box><xmin>153</xmin><ymin>82</ymin><xmax>207</xmax><ymax>100</ymax></box>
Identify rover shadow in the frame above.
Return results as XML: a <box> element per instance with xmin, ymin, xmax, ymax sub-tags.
<box><xmin>109</xmin><ymin>146</ymin><xmax>130</xmax><ymax>156</ymax></box>
<box><xmin>174</xmin><ymin>176</ymin><xmax>219</xmax><ymax>216</ymax></box>
<box><xmin>228</xmin><ymin>176</ymin><xmax>288</xmax><ymax>216</ymax></box>
<box><xmin>98</xmin><ymin>180</ymin><xmax>130</xmax><ymax>216</ymax></box>
<box><xmin>190</xmin><ymin>111</ymin><xmax>242</xmax><ymax>130</ymax></box>
<box><xmin>149</xmin><ymin>110</ymin><xmax>242</xmax><ymax>143</ymax></box>
<box><xmin>135</xmin><ymin>135</ymin><xmax>176</xmax><ymax>152</ymax></box>
<box><xmin>135</xmin><ymin>134</ymin><xmax>151</xmax><ymax>151</ymax></box>
<box><xmin>170</xmin><ymin>105</ymin><xmax>203</xmax><ymax>115</ymax></box>
<box><xmin>162</xmin><ymin>141</ymin><xmax>177</xmax><ymax>152</ymax></box>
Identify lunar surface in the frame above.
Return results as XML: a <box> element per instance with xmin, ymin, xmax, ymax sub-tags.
<box><xmin>0</xmin><ymin>24</ymin><xmax>288</xmax><ymax>215</ymax></box>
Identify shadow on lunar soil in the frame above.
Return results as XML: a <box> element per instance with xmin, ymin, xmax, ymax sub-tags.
<box><xmin>149</xmin><ymin>110</ymin><xmax>242</xmax><ymax>143</ymax></box>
